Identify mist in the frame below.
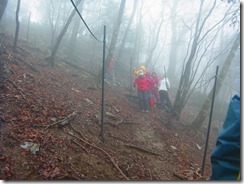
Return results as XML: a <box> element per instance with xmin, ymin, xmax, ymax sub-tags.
<box><xmin>0</xmin><ymin>0</ymin><xmax>240</xmax><ymax>131</ymax></box>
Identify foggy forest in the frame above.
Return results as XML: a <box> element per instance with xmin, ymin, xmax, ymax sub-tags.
<box><xmin>0</xmin><ymin>0</ymin><xmax>240</xmax><ymax>181</ymax></box>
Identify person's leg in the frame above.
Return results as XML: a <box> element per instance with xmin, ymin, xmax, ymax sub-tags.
<box><xmin>164</xmin><ymin>91</ymin><xmax>172</xmax><ymax>109</ymax></box>
<box><xmin>144</xmin><ymin>91</ymin><xmax>150</xmax><ymax>111</ymax></box>
<box><xmin>141</xmin><ymin>91</ymin><xmax>149</xmax><ymax>111</ymax></box>
<box><xmin>159</xmin><ymin>90</ymin><xmax>165</xmax><ymax>108</ymax></box>
<box><xmin>138</xmin><ymin>90</ymin><xmax>144</xmax><ymax>111</ymax></box>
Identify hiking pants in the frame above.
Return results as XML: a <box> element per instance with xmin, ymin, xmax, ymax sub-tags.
<box><xmin>159</xmin><ymin>90</ymin><xmax>172</xmax><ymax>109</ymax></box>
<box><xmin>138</xmin><ymin>90</ymin><xmax>150</xmax><ymax>110</ymax></box>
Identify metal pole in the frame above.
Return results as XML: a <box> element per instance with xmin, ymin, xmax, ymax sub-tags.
<box><xmin>201</xmin><ymin>65</ymin><xmax>219</xmax><ymax>176</ymax></box>
<box><xmin>100</xmin><ymin>25</ymin><xmax>106</xmax><ymax>142</ymax></box>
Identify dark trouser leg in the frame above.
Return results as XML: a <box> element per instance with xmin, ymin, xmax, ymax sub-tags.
<box><xmin>138</xmin><ymin>90</ymin><xmax>144</xmax><ymax>110</ymax></box>
<box><xmin>162</xmin><ymin>90</ymin><xmax>172</xmax><ymax>109</ymax></box>
<box><xmin>140</xmin><ymin>91</ymin><xmax>150</xmax><ymax>110</ymax></box>
<box><xmin>159</xmin><ymin>90</ymin><xmax>165</xmax><ymax>108</ymax></box>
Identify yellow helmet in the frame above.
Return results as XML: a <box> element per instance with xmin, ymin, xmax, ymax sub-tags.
<box><xmin>140</xmin><ymin>65</ymin><xmax>146</xmax><ymax>71</ymax></box>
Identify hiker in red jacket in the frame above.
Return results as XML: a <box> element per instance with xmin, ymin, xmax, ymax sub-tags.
<box><xmin>144</xmin><ymin>71</ymin><xmax>157</xmax><ymax>107</ymax></box>
<box><xmin>133</xmin><ymin>70</ymin><xmax>155</xmax><ymax>112</ymax></box>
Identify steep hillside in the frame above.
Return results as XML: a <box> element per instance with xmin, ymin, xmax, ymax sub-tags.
<box><xmin>0</xmin><ymin>33</ymin><xmax>218</xmax><ymax>180</ymax></box>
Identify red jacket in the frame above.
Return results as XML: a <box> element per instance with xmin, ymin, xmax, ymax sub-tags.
<box><xmin>133</xmin><ymin>76</ymin><xmax>155</xmax><ymax>91</ymax></box>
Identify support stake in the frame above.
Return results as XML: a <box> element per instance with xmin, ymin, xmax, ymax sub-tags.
<box><xmin>201</xmin><ymin>65</ymin><xmax>219</xmax><ymax>176</ymax></box>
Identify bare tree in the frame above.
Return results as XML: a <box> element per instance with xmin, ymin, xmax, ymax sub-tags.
<box><xmin>117</xmin><ymin>0</ymin><xmax>138</xmax><ymax>63</ymax></box>
<box><xmin>167</xmin><ymin>0</ymin><xmax>179</xmax><ymax>80</ymax></box>
<box><xmin>68</xmin><ymin>13</ymin><xmax>81</xmax><ymax>56</ymax></box>
<box><xmin>46</xmin><ymin>0</ymin><xmax>83</xmax><ymax>67</ymax></box>
<box><xmin>172</xmin><ymin>0</ymin><xmax>217</xmax><ymax>117</ymax></box>
<box><xmin>145</xmin><ymin>15</ymin><xmax>164</xmax><ymax>68</ymax></box>
<box><xmin>96</xmin><ymin>0</ymin><xmax>126</xmax><ymax>85</ymax></box>
<box><xmin>191</xmin><ymin>32</ymin><xmax>240</xmax><ymax>129</ymax></box>
<box><xmin>0</xmin><ymin>0</ymin><xmax>8</xmax><ymax>21</ymax></box>
<box><xmin>13</xmin><ymin>0</ymin><xmax>21</xmax><ymax>52</ymax></box>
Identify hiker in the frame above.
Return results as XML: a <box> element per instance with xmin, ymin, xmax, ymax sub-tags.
<box><xmin>151</xmin><ymin>72</ymin><xmax>160</xmax><ymax>104</ymax></box>
<box><xmin>133</xmin><ymin>68</ymin><xmax>139</xmax><ymax>76</ymax></box>
<box><xmin>133</xmin><ymin>70</ymin><xmax>155</xmax><ymax>112</ymax></box>
<box><xmin>158</xmin><ymin>76</ymin><xmax>172</xmax><ymax>110</ymax></box>
<box><xmin>140</xmin><ymin>65</ymin><xmax>151</xmax><ymax>76</ymax></box>
<box><xmin>209</xmin><ymin>95</ymin><xmax>240</xmax><ymax>180</ymax></box>
<box><xmin>144</xmin><ymin>71</ymin><xmax>156</xmax><ymax>107</ymax></box>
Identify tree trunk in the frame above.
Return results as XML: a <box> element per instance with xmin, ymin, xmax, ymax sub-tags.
<box><xmin>117</xmin><ymin>0</ymin><xmax>137</xmax><ymax>62</ymax></box>
<box><xmin>46</xmin><ymin>0</ymin><xmax>82</xmax><ymax>67</ymax></box>
<box><xmin>167</xmin><ymin>0</ymin><xmax>179</xmax><ymax>80</ymax></box>
<box><xmin>191</xmin><ymin>33</ymin><xmax>240</xmax><ymax>129</ymax></box>
<box><xmin>172</xmin><ymin>0</ymin><xmax>205</xmax><ymax>117</ymax></box>
<box><xmin>145</xmin><ymin>17</ymin><xmax>164</xmax><ymax>68</ymax></box>
<box><xmin>13</xmin><ymin>0</ymin><xmax>21</xmax><ymax>52</ymax></box>
<box><xmin>133</xmin><ymin>0</ymin><xmax>143</xmax><ymax>68</ymax></box>
<box><xmin>97</xmin><ymin>0</ymin><xmax>126</xmax><ymax>85</ymax></box>
<box><xmin>68</xmin><ymin>0</ymin><xmax>85</xmax><ymax>56</ymax></box>
<box><xmin>68</xmin><ymin>15</ymin><xmax>81</xmax><ymax>56</ymax></box>
<box><xmin>0</xmin><ymin>0</ymin><xmax>7</xmax><ymax>21</ymax></box>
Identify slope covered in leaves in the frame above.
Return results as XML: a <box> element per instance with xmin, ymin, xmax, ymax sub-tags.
<box><xmin>0</xmin><ymin>33</ymin><xmax>217</xmax><ymax>180</ymax></box>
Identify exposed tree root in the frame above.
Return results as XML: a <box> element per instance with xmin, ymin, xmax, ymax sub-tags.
<box><xmin>32</xmin><ymin>111</ymin><xmax>77</xmax><ymax>130</ymax></box>
<box><xmin>124</xmin><ymin>144</ymin><xmax>162</xmax><ymax>156</ymax></box>
<box><xmin>65</xmin><ymin>128</ymin><xmax>129</xmax><ymax>180</ymax></box>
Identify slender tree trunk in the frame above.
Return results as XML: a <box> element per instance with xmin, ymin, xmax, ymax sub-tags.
<box><xmin>68</xmin><ymin>15</ymin><xmax>81</xmax><ymax>56</ymax></box>
<box><xmin>97</xmin><ymin>0</ymin><xmax>126</xmax><ymax>86</ymax></box>
<box><xmin>0</xmin><ymin>0</ymin><xmax>7</xmax><ymax>21</ymax></box>
<box><xmin>13</xmin><ymin>0</ymin><xmax>21</xmax><ymax>52</ymax></box>
<box><xmin>26</xmin><ymin>12</ymin><xmax>31</xmax><ymax>42</ymax></box>
<box><xmin>167</xmin><ymin>0</ymin><xmax>179</xmax><ymax>80</ymax></box>
<box><xmin>191</xmin><ymin>33</ymin><xmax>240</xmax><ymax>129</ymax></box>
<box><xmin>172</xmin><ymin>0</ymin><xmax>204</xmax><ymax>117</ymax></box>
<box><xmin>68</xmin><ymin>0</ymin><xmax>85</xmax><ymax>56</ymax></box>
<box><xmin>46</xmin><ymin>0</ymin><xmax>82</xmax><ymax>67</ymax></box>
<box><xmin>117</xmin><ymin>0</ymin><xmax>137</xmax><ymax>62</ymax></box>
<box><xmin>146</xmin><ymin>17</ymin><xmax>164</xmax><ymax>68</ymax></box>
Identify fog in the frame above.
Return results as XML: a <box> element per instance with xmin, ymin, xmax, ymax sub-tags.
<box><xmin>0</xmin><ymin>0</ymin><xmax>240</xmax><ymax>128</ymax></box>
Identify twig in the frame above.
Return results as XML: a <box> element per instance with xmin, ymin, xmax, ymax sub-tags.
<box><xmin>147</xmin><ymin>169</ymin><xmax>152</xmax><ymax>180</ymax></box>
<box><xmin>173</xmin><ymin>172</ymin><xmax>187</xmax><ymax>180</ymax></box>
<box><xmin>109</xmin><ymin>134</ymin><xmax>128</xmax><ymax>143</ymax></box>
<box><xmin>7</xmin><ymin>79</ymin><xmax>47</xmax><ymax>110</ymax></box>
<box><xmin>70</xmin><ymin>122</ymin><xmax>87</xmax><ymax>141</ymax></box>
<box><xmin>71</xmin><ymin>139</ymin><xmax>88</xmax><ymax>153</ymax></box>
<box><xmin>124</xmin><ymin>144</ymin><xmax>162</xmax><ymax>156</ymax></box>
<box><xmin>44</xmin><ymin>112</ymin><xmax>77</xmax><ymax>130</ymax></box>
<box><xmin>65</xmin><ymin>129</ymin><xmax>129</xmax><ymax>180</ymax></box>
<box><xmin>33</xmin><ymin>112</ymin><xmax>77</xmax><ymax>129</ymax></box>
<box><xmin>7</xmin><ymin>79</ymin><xmax>27</xmax><ymax>100</ymax></box>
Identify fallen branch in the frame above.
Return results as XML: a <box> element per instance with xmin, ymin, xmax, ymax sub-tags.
<box><xmin>65</xmin><ymin>129</ymin><xmax>129</xmax><ymax>180</ymax></box>
<box><xmin>7</xmin><ymin>79</ymin><xmax>47</xmax><ymax>110</ymax></box>
<box><xmin>173</xmin><ymin>172</ymin><xmax>187</xmax><ymax>180</ymax></box>
<box><xmin>71</xmin><ymin>139</ymin><xmax>88</xmax><ymax>153</ymax></box>
<box><xmin>33</xmin><ymin>112</ymin><xmax>77</xmax><ymax>129</ymax></box>
<box><xmin>70</xmin><ymin>122</ymin><xmax>87</xmax><ymax>141</ymax></box>
<box><xmin>109</xmin><ymin>134</ymin><xmax>128</xmax><ymax>143</ymax></box>
<box><xmin>7</xmin><ymin>79</ymin><xmax>27</xmax><ymax>100</ymax></box>
<box><xmin>124</xmin><ymin>144</ymin><xmax>162</xmax><ymax>156</ymax></box>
